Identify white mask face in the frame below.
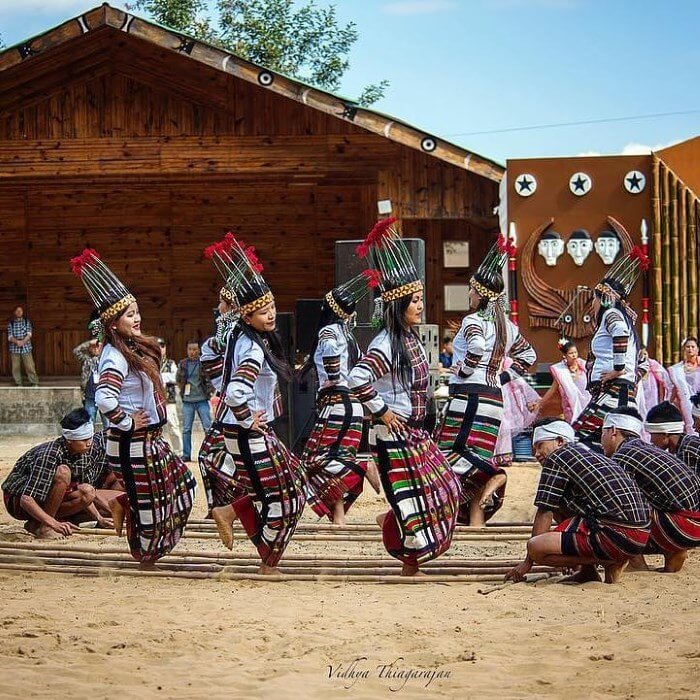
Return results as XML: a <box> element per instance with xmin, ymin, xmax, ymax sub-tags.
<box><xmin>594</xmin><ymin>236</ymin><xmax>620</xmax><ymax>265</ymax></box>
<box><xmin>537</xmin><ymin>238</ymin><xmax>565</xmax><ymax>266</ymax></box>
<box><xmin>567</xmin><ymin>238</ymin><xmax>593</xmax><ymax>266</ymax></box>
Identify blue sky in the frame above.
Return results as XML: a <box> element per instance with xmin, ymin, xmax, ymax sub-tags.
<box><xmin>1</xmin><ymin>0</ymin><xmax>698</xmax><ymax>163</ymax></box>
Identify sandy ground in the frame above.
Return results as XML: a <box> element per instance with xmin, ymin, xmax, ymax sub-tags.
<box><xmin>0</xmin><ymin>429</ymin><xmax>699</xmax><ymax>699</ymax></box>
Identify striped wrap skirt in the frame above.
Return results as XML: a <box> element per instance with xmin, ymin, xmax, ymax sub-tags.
<box><xmin>433</xmin><ymin>387</ymin><xmax>506</xmax><ymax>523</ymax></box>
<box><xmin>648</xmin><ymin>509</ymin><xmax>700</xmax><ymax>553</ymax></box>
<box><xmin>302</xmin><ymin>389</ymin><xmax>366</xmax><ymax>520</ymax></box>
<box><xmin>573</xmin><ymin>381</ymin><xmax>637</xmax><ymax>452</ymax></box>
<box><xmin>198</xmin><ymin>422</ymin><xmax>248</xmax><ymax>515</ymax></box>
<box><xmin>222</xmin><ymin>424</ymin><xmax>306</xmax><ymax>567</ymax></box>
<box><xmin>107</xmin><ymin>424</ymin><xmax>196</xmax><ymax>563</ymax></box>
<box><xmin>374</xmin><ymin>423</ymin><xmax>460</xmax><ymax>566</ymax></box>
<box><xmin>556</xmin><ymin>515</ymin><xmax>650</xmax><ymax>561</ymax></box>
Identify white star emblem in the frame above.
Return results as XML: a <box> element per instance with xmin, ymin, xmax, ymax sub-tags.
<box><xmin>569</xmin><ymin>172</ymin><xmax>592</xmax><ymax>196</ymax></box>
<box><xmin>514</xmin><ymin>173</ymin><xmax>537</xmax><ymax>197</ymax></box>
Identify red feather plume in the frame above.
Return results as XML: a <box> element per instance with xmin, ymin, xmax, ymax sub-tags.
<box><xmin>244</xmin><ymin>245</ymin><xmax>264</xmax><ymax>273</ymax></box>
<box><xmin>496</xmin><ymin>234</ymin><xmax>516</xmax><ymax>257</ymax></box>
<box><xmin>70</xmin><ymin>248</ymin><xmax>100</xmax><ymax>277</ymax></box>
<box><xmin>629</xmin><ymin>245</ymin><xmax>650</xmax><ymax>271</ymax></box>
<box><xmin>361</xmin><ymin>268</ymin><xmax>382</xmax><ymax>289</ymax></box>
<box><xmin>356</xmin><ymin>242</ymin><xmax>369</xmax><ymax>259</ymax></box>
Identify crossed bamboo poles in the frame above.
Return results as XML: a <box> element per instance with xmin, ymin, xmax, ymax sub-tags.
<box><xmin>0</xmin><ymin>519</ymin><xmax>552</xmax><ymax>586</ymax></box>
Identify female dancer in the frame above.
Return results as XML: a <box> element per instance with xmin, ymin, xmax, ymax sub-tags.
<box><xmin>349</xmin><ymin>218</ymin><xmax>460</xmax><ymax>576</ymax></box>
<box><xmin>206</xmin><ymin>234</ymin><xmax>306</xmax><ymax>575</ymax></box>
<box><xmin>300</xmin><ymin>273</ymin><xmax>381</xmax><ymax>525</ymax></box>
<box><xmin>572</xmin><ymin>248</ymin><xmax>648</xmax><ymax>450</ymax></box>
<box><xmin>530</xmin><ymin>339</ymin><xmax>590</xmax><ymax>423</ymax></box>
<box><xmin>434</xmin><ymin>238</ymin><xmax>536</xmax><ymax>527</ymax></box>
<box><xmin>198</xmin><ymin>273</ymin><xmax>243</xmax><ymax>517</ymax></box>
<box><xmin>71</xmin><ymin>249</ymin><xmax>196</xmax><ymax>566</ymax></box>
<box><xmin>669</xmin><ymin>337</ymin><xmax>700</xmax><ymax>434</ymax></box>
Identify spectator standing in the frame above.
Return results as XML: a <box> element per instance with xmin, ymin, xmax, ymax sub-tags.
<box><xmin>177</xmin><ymin>340</ymin><xmax>214</xmax><ymax>462</ymax></box>
<box><xmin>439</xmin><ymin>335</ymin><xmax>454</xmax><ymax>369</ymax></box>
<box><xmin>72</xmin><ymin>338</ymin><xmax>103</xmax><ymax>423</ymax></box>
<box><xmin>159</xmin><ymin>338</ymin><xmax>184</xmax><ymax>457</ymax></box>
<box><xmin>7</xmin><ymin>305</ymin><xmax>39</xmax><ymax>386</ymax></box>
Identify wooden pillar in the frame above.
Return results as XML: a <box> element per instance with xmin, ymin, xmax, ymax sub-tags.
<box><xmin>661</xmin><ymin>164</ymin><xmax>672</xmax><ymax>362</ymax></box>
<box><xmin>679</xmin><ymin>181</ymin><xmax>688</xmax><ymax>341</ymax></box>
<box><xmin>651</xmin><ymin>157</ymin><xmax>663</xmax><ymax>361</ymax></box>
<box><xmin>690</xmin><ymin>198</ymin><xmax>700</xmax><ymax>339</ymax></box>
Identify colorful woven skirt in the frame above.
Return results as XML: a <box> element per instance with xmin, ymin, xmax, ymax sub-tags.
<box><xmin>556</xmin><ymin>515</ymin><xmax>650</xmax><ymax>560</ymax></box>
<box><xmin>648</xmin><ymin>508</ymin><xmax>700</xmax><ymax>553</ymax></box>
<box><xmin>374</xmin><ymin>423</ymin><xmax>460</xmax><ymax>566</ymax></box>
<box><xmin>302</xmin><ymin>390</ymin><xmax>366</xmax><ymax>520</ymax></box>
<box><xmin>198</xmin><ymin>422</ymin><xmax>249</xmax><ymax>515</ymax></box>
<box><xmin>433</xmin><ymin>388</ymin><xmax>506</xmax><ymax>523</ymax></box>
<box><xmin>223</xmin><ymin>424</ymin><xmax>306</xmax><ymax>567</ymax></box>
<box><xmin>107</xmin><ymin>424</ymin><xmax>196</xmax><ymax>563</ymax></box>
<box><xmin>573</xmin><ymin>381</ymin><xmax>637</xmax><ymax>452</ymax></box>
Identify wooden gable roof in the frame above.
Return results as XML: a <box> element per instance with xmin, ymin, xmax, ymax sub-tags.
<box><xmin>0</xmin><ymin>3</ymin><xmax>503</xmax><ymax>183</ymax></box>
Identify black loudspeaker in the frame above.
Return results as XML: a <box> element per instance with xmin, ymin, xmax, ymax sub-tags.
<box><xmin>335</xmin><ymin>238</ymin><xmax>426</xmax><ymax>325</ymax></box>
<box><xmin>295</xmin><ymin>299</ymin><xmax>323</xmax><ymax>355</ymax></box>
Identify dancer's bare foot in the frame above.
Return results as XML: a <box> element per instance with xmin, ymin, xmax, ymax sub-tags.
<box><xmin>626</xmin><ymin>554</ymin><xmax>650</xmax><ymax>571</ymax></box>
<box><xmin>109</xmin><ymin>498</ymin><xmax>125</xmax><ymax>537</ymax></box>
<box><xmin>375</xmin><ymin>512</ymin><xmax>388</xmax><ymax>529</ymax></box>
<box><xmin>479</xmin><ymin>473</ymin><xmax>507</xmax><ymax>508</ymax></box>
<box><xmin>139</xmin><ymin>560</ymin><xmax>159</xmax><ymax>571</ymax></box>
<box><xmin>259</xmin><ymin>563</ymin><xmax>280</xmax><ymax>576</ymax></box>
<box><xmin>331</xmin><ymin>500</ymin><xmax>346</xmax><ymax>526</ymax></box>
<box><xmin>365</xmin><ymin>459</ymin><xmax>381</xmax><ymax>495</ymax></box>
<box><xmin>660</xmin><ymin>550</ymin><xmax>688</xmax><ymax>573</ymax></box>
<box><xmin>603</xmin><ymin>560</ymin><xmax>628</xmax><ymax>584</ymax></box>
<box><xmin>212</xmin><ymin>504</ymin><xmax>237</xmax><ymax>550</ymax></box>
<box><xmin>24</xmin><ymin>520</ymin><xmax>39</xmax><ymax>536</ymax></box>
<box><xmin>561</xmin><ymin>565</ymin><xmax>602</xmax><ymax>584</ymax></box>
<box><xmin>401</xmin><ymin>564</ymin><xmax>426</xmax><ymax>577</ymax></box>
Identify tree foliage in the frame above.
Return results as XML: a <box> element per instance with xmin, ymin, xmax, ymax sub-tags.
<box><xmin>127</xmin><ymin>0</ymin><xmax>387</xmax><ymax>105</ymax></box>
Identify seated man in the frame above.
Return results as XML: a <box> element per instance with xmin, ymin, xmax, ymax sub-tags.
<box><xmin>602</xmin><ymin>407</ymin><xmax>700</xmax><ymax>573</ymax></box>
<box><xmin>2</xmin><ymin>408</ymin><xmax>122</xmax><ymax>539</ymax></box>
<box><xmin>505</xmin><ymin>418</ymin><xmax>651</xmax><ymax>585</ymax></box>
<box><xmin>645</xmin><ymin>401</ymin><xmax>700</xmax><ymax>476</ymax></box>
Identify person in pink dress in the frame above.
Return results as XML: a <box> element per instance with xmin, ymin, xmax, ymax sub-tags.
<box><xmin>530</xmin><ymin>339</ymin><xmax>590</xmax><ymax>424</ymax></box>
<box><xmin>669</xmin><ymin>337</ymin><xmax>700</xmax><ymax>434</ymax></box>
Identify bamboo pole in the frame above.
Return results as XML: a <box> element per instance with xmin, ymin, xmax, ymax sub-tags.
<box><xmin>689</xmin><ymin>197</ymin><xmax>699</xmax><ymax>339</ymax></box>
<box><xmin>661</xmin><ymin>165</ymin><xmax>672</xmax><ymax>361</ymax></box>
<box><xmin>651</xmin><ymin>156</ymin><xmax>664</xmax><ymax>361</ymax></box>
<box><xmin>0</xmin><ymin>540</ymin><xmax>533</xmax><ymax>565</ymax></box>
<box><xmin>669</xmin><ymin>172</ymin><xmax>680</xmax><ymax>362</ymax></box>
<box><xmin>74</xmin><ymin>529</ymin><xmax>530</xmax><ymax>542</ymax></box>
<box><xmin>0</xmin><ymin>553</ymin><xmax>550</xmax><ymax>578</ymax></box>
<box><xmin>679</xmin><ymin>181</ymin><xmax>688</xmax><ymax>341</ymax></box>
<box><xmin>180</xmin><ymin>523</ymin><xmax>532</xmax><ymax>535</ymax></box>
<box><xmin>0</xmin><ymin>561</ymin><xmax>540</xmax><ymax>584</ymax></box>
<box><xmin>184</xmin><ymin>519</ymin><xmax>533</xmax><ymax>529</ymax></box>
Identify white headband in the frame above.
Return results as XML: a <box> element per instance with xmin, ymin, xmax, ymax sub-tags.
<box><xmin>61</xmin><ymin>422</ymin><xmax>94</xmax><ymax>441</ymax></box>
<box><xmin>644</xmin><ymin>421</ymin><xmax>685</xmax><ymax>434</ymax></box>
<box><xmin>602</xmin><ymin>413</ymin><xmax>643</xmax><ymax>437</ymax></box>
<box><xmin>532</xmin><ymin>421</ymin><xmax>575</xmax><ymax>445</ymax></box>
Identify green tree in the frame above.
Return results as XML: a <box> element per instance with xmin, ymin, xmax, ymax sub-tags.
<box><xmin>128</xmin><ymin>0</ymin><xmax>388</xmax><ymax>106</ymax></box>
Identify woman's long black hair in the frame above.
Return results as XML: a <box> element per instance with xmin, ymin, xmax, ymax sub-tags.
<box><xmin>383</xmin><ymin>294</ymin><xmax>415</xmax><ymax>392</ymax></box>
<box><xmin>300</xmin><ymin>294</ymin><xmax>359</xmax><ymax>380</ymax></box>
<box><xmin>472</xmin><ymin>268</ymin><xmax>507</xmax><ymax>360</ymax></box>
<box><xmin>228</xmin><ymin>320</ymin><xmax>292</xmax><ymax>382</ymax></box>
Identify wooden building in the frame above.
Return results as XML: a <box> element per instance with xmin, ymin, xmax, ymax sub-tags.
<box><xmin>0</xmin><ymin>3</ymin><xmax>503</xmax><ymax>377</ymax></box>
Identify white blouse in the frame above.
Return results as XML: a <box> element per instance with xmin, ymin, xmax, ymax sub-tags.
<box><xmin>589</xmin><ymin>308</ymin><xmax>638</xmax><ymax>384</ymax></box>
<box><xmin>314</xmin><ymin>322</ymin><xmax>353</xmax><ymax>388</ymax></box>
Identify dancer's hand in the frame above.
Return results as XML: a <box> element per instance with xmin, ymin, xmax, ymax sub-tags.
<box><xmin>131</xmin><ymin>410</ymin><xmax>149</xmax><ymax>431</ymax></box>
<box><xmin>97</xmin><ymin>516</ymin><xmax>115</xmax><ymax>530</ymax></box>
<box><xmin>600</xmin><ymin>369</ymin><xmax>623</xmax><ymax>383</ymax></box>
<box><xmin>380</xmin><ymin>409</ymin><xmax>406</xmax><ymax>435</ymax></box>
<box><xmin>251</xmin><ymin>410</ymin><xmax>268</xmax><ymax>431</ymax></box>
<box><xmin>504</xmin><ymin>559</ymin><xmax>532</xmax><ymax>583</ymax></box>
<box><xmin>527</xmin><ymin>400</ymin><xmax>541</xmax><ymax>413</ymax></box>
<box><xmin>450</xmin><ymin>361</ymin><xmax>464</xmax><ymax>377</ymax></box>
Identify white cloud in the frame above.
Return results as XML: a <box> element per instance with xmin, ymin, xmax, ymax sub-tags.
<box><xmin>575</xmin><ymin>150</ymin><xmax>602</xmax><ymax>157</ymax></box>
<box><xmin>382</xmin><ymin>1</ymin><xmax>458</xmax><ymax>16</ymax></box>
<box><xmin>621</xmin><ymin>141</ymin><xmax>677</xmax><ymax>155</ymax></box>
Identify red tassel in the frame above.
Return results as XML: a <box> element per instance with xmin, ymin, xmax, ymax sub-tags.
<box><xmin>70</xmin><ymin>248</ymin><xmax>100</xmax><ymax>277</ymax></box>
<box><xmin>364</xmin><ymin>217</ymin><xmax>397</xmax><ymax>248</ymax></box>
<box><xmin>356</xmin><ymin>242</ymin><xmax>369</xmax><ymax>259</ymax></box>
<box><xmin>496</xmin><ymin>234</ymin><xmax>516</xmax><ymax>258</ymax></box>
<box><xmin>244</xmin><ymin>245</ymin><xmax>264</xmax><ymax>273</ymax></box>
<box><xmin>629</xmin><ymin>245</ymin><xmax>650</xmax><ymax>271</ymax></box>
<box><xmin>361</xmin><ymin>268</ymin><xmax>382</xmax><ymax>288</ymax></box>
